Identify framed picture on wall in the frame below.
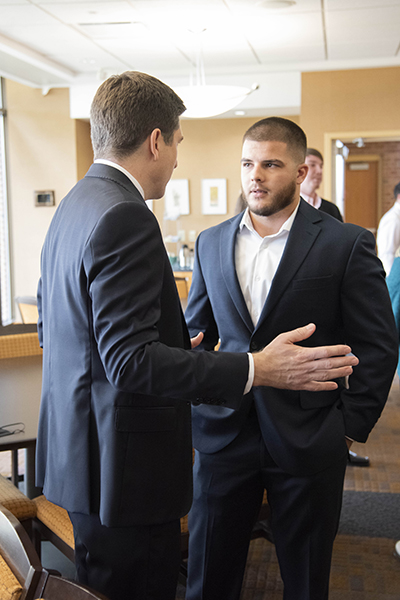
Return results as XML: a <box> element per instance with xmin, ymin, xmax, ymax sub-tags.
<box><xmin>164</xmin><ymin>179</ymin><xmax>190</xmax><ymax>220</ymax></box>
<box><xmin>201</xmin><ymin>179</ymin><xmax>227</xmax><ymax>215</ymax></box>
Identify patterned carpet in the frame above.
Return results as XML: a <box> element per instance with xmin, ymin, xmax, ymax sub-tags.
<box><xmin>176</xmin><ymin>379</ymin><xmax>400</xmax><ymax>599</ymax></box>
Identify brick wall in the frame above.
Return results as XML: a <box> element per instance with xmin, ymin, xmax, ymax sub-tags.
<box><xmin>346</xmin><ymin>141</ymin><xmax>400</xmax><ymax>216</ymax></box>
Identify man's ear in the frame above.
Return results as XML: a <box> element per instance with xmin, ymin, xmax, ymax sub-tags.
<box><xmin>297</xmin><ymin>163</ymin><xmax>309</xmax><ymax>184</ymax></box>
<box><xmin>149</xmin><ymin>128</ymin><xmax>163</xmax><ymax>161</ymax></box>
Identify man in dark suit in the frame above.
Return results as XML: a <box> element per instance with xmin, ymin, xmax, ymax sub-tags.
<box><xmin>36</xmin><ymin>76</ymin><xmax>358</xmax><ymax>600</ymax></box>
<box><xmin>185</xmin><ymin>117</ymin><xmax>397</xmax><ymax>600</ymax></box>
<box><xmin>300</xmin><ymin>147</ymin><xmax>343</xmax><ymax>221</ymax></box>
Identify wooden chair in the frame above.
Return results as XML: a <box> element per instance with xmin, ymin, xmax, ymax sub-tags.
<box><xmin>0</xmin><ymin>503</ymin><xmax>109</xmax><ymax>600</ymax></box>
<box><xmin>0</xmin><ymin>503</ymin><xmax>45</xmax><ymax>600</ymax></box>
<box><xmin>32</xmin><ymin>496</ymin><xmax>75</xmax><ymax>563</ymax></box>
<box><xmin>0</xmin><ymin>474</ymin><xmax>37</xmax><ymax>536</ymax></box>
<box><xmin>15</xmin><ymin>297</ymin><xmax>39</xmax><ymax>324</ymax></box>
<box><xmin>36</xmin><ymin>574</ymin><xmax>110</xmax><ymax>599</ymax></box>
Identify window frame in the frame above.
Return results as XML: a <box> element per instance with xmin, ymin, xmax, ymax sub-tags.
<box><xmin>0</xmin><ymin>78</ymin><xmax>37</xmax><ymax>336</ymax></box>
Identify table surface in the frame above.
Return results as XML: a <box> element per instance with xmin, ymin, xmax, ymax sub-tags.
<box><xmin>0</xmin><ymin>354</ymin><xmax>42</xmax><ymax>449</ymax></box>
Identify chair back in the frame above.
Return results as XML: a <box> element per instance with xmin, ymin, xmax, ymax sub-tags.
<box><xmin>38</xmin><ymin>575</ymin><xmax>110</xmax><ymax>599</ymax></box>
<box><xmin>15</xmin><ymin>297</ymin><xmax>39</xmax><ymax>324</ymax></box>
<box><xmin>0</xmin><ymin>504</ymin><xmax>109</xmax><ymax>600</ymax></box>
<box><xmin>0</xmin><ymin>504</ymin><xmax>44</xmax><ymax>600</ymax></box>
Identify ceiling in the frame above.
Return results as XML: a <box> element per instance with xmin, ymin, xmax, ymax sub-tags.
<box><xmin>1</xmin><ymin>0</ymin><xmax>400</xmax><ymax>117</ymax></box>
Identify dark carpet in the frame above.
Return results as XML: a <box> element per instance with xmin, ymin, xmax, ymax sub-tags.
<box><xmin>339</xmin><ymin>491</ymin><xmax>400</xmax><ymax>539</ymax></box>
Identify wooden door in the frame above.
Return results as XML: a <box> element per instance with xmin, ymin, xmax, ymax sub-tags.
<box><xmin>344</xmin><ymin>160</ymin><xmax>379</xmax><ymax>233</ymax></box>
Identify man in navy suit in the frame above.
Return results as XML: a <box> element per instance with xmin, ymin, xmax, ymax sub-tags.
<box><xmin>185</xmin><ymin>117</ymin><xmax>397</xmax><ymax>600</ymax></box>
<box><xmin>36</xmin><ymin>77</ymin><xmax>358</xmax><ymax>600</ymax></box>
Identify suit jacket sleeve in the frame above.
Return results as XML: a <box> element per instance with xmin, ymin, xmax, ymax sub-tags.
<box><xmin>83</xmin><ymin>200</ymin><xmax>248</xmax><ymax>408</ymax></box>
<box><xmin>185</xmin><ymin>233</ymin><xmax>220</xmax><ymax>351</ymax></box>
<box><xmin>340</xmin><ymin>228</ymin><xmax>398</xmax><ymax>441</ymax></box>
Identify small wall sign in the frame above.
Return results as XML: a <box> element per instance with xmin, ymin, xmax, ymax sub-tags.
<box><xmin>34</xmin><ymin>190</ymin><xmax>55</xmax><ymax>207</ymax></box>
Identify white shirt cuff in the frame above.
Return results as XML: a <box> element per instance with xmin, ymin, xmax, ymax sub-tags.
<box><xmin>244</xmin><ymin>353</ymin><xmax>254</xmax><ymax>394</ymax></box>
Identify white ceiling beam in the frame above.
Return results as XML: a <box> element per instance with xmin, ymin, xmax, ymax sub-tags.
<box><xmin>0</xmin><ymin>32</ymin><xmax>76</xmax><ymax>82</ymax></box>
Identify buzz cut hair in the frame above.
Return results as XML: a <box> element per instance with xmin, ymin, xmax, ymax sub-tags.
<box><xmin>243</xmin><ymin>117</ymin><xmax>307</xmax><ymax>164</ymax></box>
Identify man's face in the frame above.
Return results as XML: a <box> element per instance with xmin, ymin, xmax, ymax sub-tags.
<box><xmin>154</xmin><ymin>125</ymin><xmax>183</xmax><ymax>199</ymax></box>
<box><xmin>241</xmin><ymin>139</ymin><xmax>302</xmax><ymax>218</ymax></box>
<box><xmin>303</xmin><ymin>154</ymin><xmax>323</xmax><ymax>193</ymax></box>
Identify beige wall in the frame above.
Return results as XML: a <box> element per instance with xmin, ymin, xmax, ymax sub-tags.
<box><xmin>300</xmin><ymin>66</ymin><xmax>400</xmax><ymax>198</ymax></box>
<box><xmin>75</xmin><ymin>119</ymin><xmax>93</xmax><ymax>181</ymax></box>
<box><xmin>301</xmin><ymin>67</ymin><xmax>400</xmax><ymax>149</ymax></box>
<box><xmin>5</xmin><ymin>81</ymin><xmax>78</xmax><ymax>302</ymax></box>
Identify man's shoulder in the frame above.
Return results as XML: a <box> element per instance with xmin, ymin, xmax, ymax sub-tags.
<box><xmin>319</xmin><ymin>198</ymin><xmax>343</xmax><ymax>219</ymax></box>
<box><xmin>299</xmin><ymin>199</ymin><xmax>369</xmax><ymax>240</ymax></box>
<box><xmin>198</xmin><ymin>213</ymin><xmax>241</xmax><ymax>241</ymax></box>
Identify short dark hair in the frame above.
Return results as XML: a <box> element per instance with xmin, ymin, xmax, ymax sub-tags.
<box><xmin>306</xmin><ymin>148</ymin><xmax>323</xmax><ymax>162</ymax></box>
<box><xmin>243</xmin><ymin>117</ymin><xmax>307</xmax><ymax>163</ymax></box>
<box><xmin>394</xmin><ymin>182</ymin><xmax>400</xmax><ymax>199</ymax></box>
<box><xmin>90</xmin><ymin>71</ymin><xmax>186</xmax><ymax>159</ymax></box>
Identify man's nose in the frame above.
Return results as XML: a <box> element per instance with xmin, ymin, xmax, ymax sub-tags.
<box><xmin>251</xmin><ymin>165</ymin><xmax>263</xmax><ymax>181</ymax></box>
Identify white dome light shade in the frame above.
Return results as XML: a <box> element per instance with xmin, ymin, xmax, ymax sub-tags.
<box><xmin>175</xmin><ymin>84</ymin><xmax>257</xmax><ymax>119</ymax></box>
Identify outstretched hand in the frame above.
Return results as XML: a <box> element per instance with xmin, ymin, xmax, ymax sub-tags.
<box><xmin>252</xmin><ymin>323</ymin><xmax>359</xmax><ymax>391</ymax></box>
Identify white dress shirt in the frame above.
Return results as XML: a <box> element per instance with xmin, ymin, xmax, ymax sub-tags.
<box><xmin>237</xmin><ymin>205</ymin><xmax>299</xmax><ymax>393</ymax></box>
<box><xmin>376</xmin><ymin>201</ymin><xmax>400</xmax><ymax>276</ymax></box>
<box><xmin>236</xmin><ymin>205</ymin><xmax>299</xmax><ymax>327</ymax></box>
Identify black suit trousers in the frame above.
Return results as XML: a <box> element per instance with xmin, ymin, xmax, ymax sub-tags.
<box><xmin>69</xmin><ymin>511</ymin><xmax>181</xmax><ymax>600</ymax></box>
<box><xmin>186</xmin><ymin>407</ymin><xmax>348</xmax><ymax>600</ymax></box>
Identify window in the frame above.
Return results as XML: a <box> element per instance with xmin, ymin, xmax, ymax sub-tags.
<box><xmin>0</xmin><ymin>78</ymin><xmax>36</xmax><ymax>334</ymax></box>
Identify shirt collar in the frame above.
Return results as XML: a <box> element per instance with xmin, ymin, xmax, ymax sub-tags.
<box><xmin>300</xmin><ymin>192</ymin><xmax>322</xmax><ymax>210</ymax></box>
<box><xmin>94</xmin><ymin>159</ymin><xmax>145</xmax><ymax>200</ymax></box>
<box><xmin>239</xmin><ymin>202</ymin><xmax>300</xmax><ymax>238</ymax></box>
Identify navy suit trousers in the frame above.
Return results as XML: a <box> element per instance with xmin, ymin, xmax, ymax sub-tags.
<box><xmin>69</xmin><ymin>511</ymin><xmax>181</xmax><ymax>600</ymax></box>
<box><xmin>186</xmin><ymin>406</ymin><xmax>347</xmax><ymax>600</ymax></box>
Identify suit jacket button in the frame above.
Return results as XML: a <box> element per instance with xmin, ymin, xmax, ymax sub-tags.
<box><xmin>250</xmin><ymin>342</ymin><xmax>258</xmax><ymax>351</ymax></box>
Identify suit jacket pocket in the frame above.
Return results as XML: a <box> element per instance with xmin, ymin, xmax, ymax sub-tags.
<box><xmin>299</xmin><ymin>387</ymin><xmax>340</xmax><ymax>409</ymax></box>
<box><xmin>292</xmin><ymin>274</ymin><xmax>333</xmax><ymax>290</ymax></box>
<box><xmin>115</xmin><ymin>406</ymin><xmax>177</xmax><ymax>432</ymax></box>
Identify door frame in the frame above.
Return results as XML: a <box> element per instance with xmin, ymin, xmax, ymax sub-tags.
<box><xmin>323</xmin><ymin>129</ymin><xmax>400</xmax><ymax>221</ymax></box>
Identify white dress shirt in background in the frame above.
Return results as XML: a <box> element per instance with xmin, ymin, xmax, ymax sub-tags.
<box><xmin>301</xmin><ymin>192</ymin><xmax>322</xmax><ymax>210</ymax></box>
<box><xmin>376</xmin><ymin>201</ymin><xmax>400</xmax><ymax>276</ymax></box>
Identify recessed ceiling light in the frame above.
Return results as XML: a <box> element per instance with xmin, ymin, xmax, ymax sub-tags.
<box><xmin>235</xmin><ymin>110</ymin><xmax>246</xmax><ymax>116</ymax></box>
<box><xmin>256</xmin><ymin>1</ymin><xmax>296</xmax><ymax>8</ymax></box>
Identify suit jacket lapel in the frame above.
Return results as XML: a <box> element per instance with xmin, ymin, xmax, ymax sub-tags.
<box><xmin>256</xmin><ymin>199</ymin><xmax>322</xmax><ymax>328</ymax></box>
<box><xmin>220</xmin><ymin>214</ymin><xmax>254</xmax><ymax>333</ymax></box>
